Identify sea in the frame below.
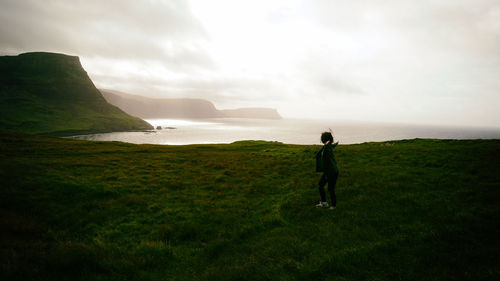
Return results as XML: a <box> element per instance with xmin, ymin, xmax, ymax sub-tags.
<box><xmin>67</xmin><ymin>118</ymin><xmax>500</xmax><ymax>145</ymax></box>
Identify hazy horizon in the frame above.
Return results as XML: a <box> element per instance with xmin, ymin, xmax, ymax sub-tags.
<box><xmin>69</xmin><ymin>117</ymin><xmax>500</xmax><ymax>145</ymax></box>
<box><xmin>1</xmin><ymin>0</ymin><xmax>499</xmax><ymax>127</ymax></box>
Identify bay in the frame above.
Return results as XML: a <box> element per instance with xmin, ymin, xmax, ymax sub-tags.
<box><xmin>68</xmin><ymin>118</ymin><xmax>500</xmax><ymax>145</ymax></box>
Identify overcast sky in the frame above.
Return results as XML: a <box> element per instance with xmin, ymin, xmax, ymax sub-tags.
<box><xmin>1</xmin><ymin>0</ymin><xmax>499</xmax><ymax>126</ymax></box>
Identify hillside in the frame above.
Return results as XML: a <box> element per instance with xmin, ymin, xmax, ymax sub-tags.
<box><xmin>101</xmin><ymin>89</ymin><xmax>283</xmax><ymax>120</ymax></box>
<box><xmin>0</xmin><ymin>52</ymin><xmax>153</xmax><ymax>136</ymax></box>
<box><xmin>1</xmin><ymin>130</ymin><xmax>498</xmax><ymax>280</ymax></box>
<box><xmin>100</xmin><ymin>89</ymin><xmax>223</xmax><ymax>118</ymax></box>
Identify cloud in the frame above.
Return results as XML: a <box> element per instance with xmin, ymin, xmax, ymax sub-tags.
<box><xmin>314</xmin><ymin>75</ymin><xmax>365</xmax><ymax>96</ymax></box>
<box><xmin>0</xmin><ymin>0</ymin><xmax>214</xmax><ymax>70</ymax></box>
<box><xmin>305</xmin><ymin>0</ymin><xmax>500</xmax><ymax>61</ymax></box>
<box><xmin>1</xmin><ymin>0</ymin><xmax>499</xmax><ymax>126</ymax></box>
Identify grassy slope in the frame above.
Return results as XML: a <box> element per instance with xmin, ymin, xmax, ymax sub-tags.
<box><xmin>0</xmin><ymin>52</ymin><xmax>153</xmax><ymax>136</ymax></box>
<box><xmin>0</xmin><ymin>130</ymin><xmax>499</xmax><ymax>281</ymax></box>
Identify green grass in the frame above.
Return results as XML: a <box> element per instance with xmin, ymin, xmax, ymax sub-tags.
<box><xmin>1</xmin><ymin>131</ymin><xmax>499</xmax><ymax>280</ymax></box>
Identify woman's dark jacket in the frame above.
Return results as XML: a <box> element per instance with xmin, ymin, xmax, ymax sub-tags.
<box><xmin>316</xmin><ymin>142</ymin><xmax>339</xmax><ymax>175</ymax></box>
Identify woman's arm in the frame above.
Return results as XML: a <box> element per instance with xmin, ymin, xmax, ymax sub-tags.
<box><xmin>326</xmin><ymin>140</ymin><xmax>338</xmax><ymax>147</ymax></box>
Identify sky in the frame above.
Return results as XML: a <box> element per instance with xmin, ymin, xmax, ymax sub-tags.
<box><xmin>1</xmin><ymin>0</ymin><xmax>499</xmax><ymax>127</ymax></box>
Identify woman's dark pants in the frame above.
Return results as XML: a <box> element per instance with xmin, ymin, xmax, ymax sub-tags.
<box><xmin>318</xmin><ymin>172</ymin><xmax>338</xmax><ymax>206</ymax></box>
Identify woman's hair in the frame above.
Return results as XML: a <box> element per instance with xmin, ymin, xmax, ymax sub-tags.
<box><xmin>321</xmin><ymin>131</ymin><xmax>334</xmax><ymax>144</ymax></box>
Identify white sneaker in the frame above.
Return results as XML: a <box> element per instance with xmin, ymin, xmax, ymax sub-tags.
<box><xmin>329</xmin><ymin>206</ymin><xmax>336</xmax><ymax>210</ymax></box>
<box><xmin>315</xmin><ymin>201</ymin><xmax>329</xmax><ymax>208</ymax></box>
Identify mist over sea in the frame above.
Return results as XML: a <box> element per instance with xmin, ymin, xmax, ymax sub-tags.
<box><xmin>68</xmin><ymin>118</ymin><xmax>500</xmax><ymax>145</ymax></box>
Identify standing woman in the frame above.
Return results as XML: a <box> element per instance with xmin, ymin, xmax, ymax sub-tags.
<box><xmin>315</xmin><ymin>131</ymin><xmax>339</xmax><ymax>209</ymax></box>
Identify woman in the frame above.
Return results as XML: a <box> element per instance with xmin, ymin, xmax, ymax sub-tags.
<box><xmin>315</xmin><ymin>131</ymin><xmax>339</xmax><ymax>209</ymax></box>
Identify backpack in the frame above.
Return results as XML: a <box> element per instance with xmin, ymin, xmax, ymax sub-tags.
<box><xmin>315</xmin><ymin>147</ymin><xmax>324</xmax><ymax>172</ymax></box>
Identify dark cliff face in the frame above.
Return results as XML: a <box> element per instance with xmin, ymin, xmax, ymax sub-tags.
<box><xmin>2</xmin><ymin>52</ymin><xmax>83</xmax><ymax>76</ymax></box>
<box><xmin>0</xmin><ymin>52</ymin><xmax>153</xmax><ymax>135</ymax></box>
<box><xmin>1</xmin><ymin>52</ymin><xmax>106</xmax><ymax>103</ymax></box>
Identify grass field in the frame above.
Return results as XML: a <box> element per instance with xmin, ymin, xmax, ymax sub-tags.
<box><xmin>1</xmin><ymin>130</ymin><xmax>499</xmax><ymax>280</ymax></box>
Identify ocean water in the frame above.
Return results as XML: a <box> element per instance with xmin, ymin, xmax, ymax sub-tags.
<box><xmin>68</xmin><ymin>118</ymin><xmax>500</xmax><ymax>145</ymax></box>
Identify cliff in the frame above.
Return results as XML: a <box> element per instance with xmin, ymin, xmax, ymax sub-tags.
<box><xmin>0</xmin><ymin>52</ymin><xmax>153</xmax><ymax>135</ymax></box>
<box><xmin>100</xmin><ymin>89</ymin><xmax>282</xmax><ymax>120</ymax></box>
<box><xmin>101</xmin><ymin>90</ymin><xmax>224</xmax><ymax>118</ymax></box>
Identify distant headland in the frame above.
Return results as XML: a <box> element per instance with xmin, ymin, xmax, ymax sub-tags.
<box><xmin>100</xmin><ymin>89</ymin><xmax>283</xmax><ymax>120</ymax></box>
